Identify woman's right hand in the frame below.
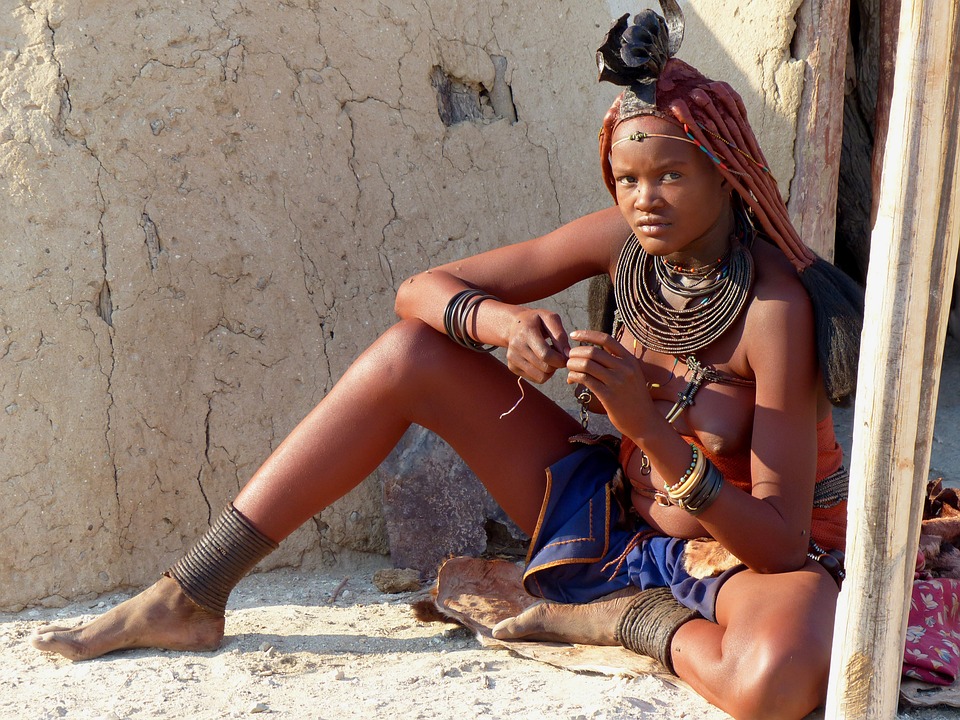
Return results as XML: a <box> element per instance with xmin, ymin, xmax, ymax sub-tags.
<box><xmin>502</xmin><ymin>306</ymin><xmax>571</xmax><ymax>384</ymax></box>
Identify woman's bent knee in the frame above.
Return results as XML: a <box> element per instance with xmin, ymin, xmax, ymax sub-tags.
<box><xmin>378</xmin><ymin>318</ymin><xmax>441</xmax><ymax>355</ymax></box>
<box><xmin>730</xmin><ymin>640</ymin><xmax>829</xmax><ymax>720</ymax></box>
<box><xmin>360</xmin><ymin>319</ymin><xmax>469</xmax><ymax>392</ymax></box>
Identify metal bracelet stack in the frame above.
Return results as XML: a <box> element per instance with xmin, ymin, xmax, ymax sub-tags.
<box><xmin>662</xmin><ymin>444</ymin><xmax>724</xmax><ymax>516</ymax></box>
<box><xmin>677</xmin><ymin>463</ymin><xmax>723</xmax><ymax>516</ymax></box>
<box><xmin>443</xmin><ymin>288</ymin><xmax>499</xmax><ymax>352</ymax></box>
<box><xmin>615</xmin><ymin>586</ymin><xmax>700</xmax><ymax>673</ymax></box>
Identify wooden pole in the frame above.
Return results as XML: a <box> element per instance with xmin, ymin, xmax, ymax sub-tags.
<box><xmin>787</xmin><ymin>0</ymin><xmax>850</xmax><ymax>262</ymax></box>
<box><xmin>869</xmin><ymin>0</ymin><xmax>901</xmax><ymax>230</ymax></box>
<box><xmin>825</xmin><ymin>1</ymin><xmax>960</xmax><ymax>717</ymax></box>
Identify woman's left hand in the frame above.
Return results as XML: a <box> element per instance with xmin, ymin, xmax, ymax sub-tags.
<box><xmin>566</xmin><ymin>329</ymin><xmax>656</xmax><ymax>439</ymax></box>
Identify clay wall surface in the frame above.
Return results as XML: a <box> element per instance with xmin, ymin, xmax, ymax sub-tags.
<box><xmin>0</xmin><ymin>0</ymin><xmax>805</xmax><ymax>609</ymax></box>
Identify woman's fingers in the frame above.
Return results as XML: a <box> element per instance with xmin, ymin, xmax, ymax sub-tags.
<box><xmin>565</xmin><ymin>332</ymin><xmax>648</xmax><ymax>403</ymax></box>
<box><xmin>506</xmin><ymin>347</ymin><xmax>558</xmax><ymax>384</ymax></box>
<box><xmin>513</xmin><ymin>363</ymin><xmax>557</xmax><ymax>385</ymax></box>
<box><xmin>566</xmin><ymin>338</ymin><xmax>630</xmax><ymax>379</ymax></box>
<box><xmin>505</xmin><ymin>310</ymin><xmax>571</xmax><ymax>382</ymax></box>
<box><xmin>524</xmin><ymin>314</ymin><xmax>569</xmax><ymax>371</ymax></box>
<box><xmin>569</xmin><ymin>329</ymin><xmax>629</xmax><ymax>357</ymax></box>
<box><xmin>540</xmin><ymin>313</ymin><xmax>572</xmax><ymax>360</ymax></box>
<box><xmin>565</xmin><ymin>363</ymin><xmax>620</xmax><ymax>406</ymax></box>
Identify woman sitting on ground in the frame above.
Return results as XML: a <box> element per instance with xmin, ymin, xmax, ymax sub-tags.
<box><xmin>32</xmin><ymin>6</ymin><xmax>861</xmax><ymax>720</ymax></box>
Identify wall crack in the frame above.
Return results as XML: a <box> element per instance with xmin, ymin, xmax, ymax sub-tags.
<box><xmin>40</xmin><ymin>11</ymin><xmax>71</xmax><ymax>134</ymax></box>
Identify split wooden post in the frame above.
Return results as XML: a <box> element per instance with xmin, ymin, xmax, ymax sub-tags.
<box><xmin>787</xmin><ymin>0</ymin><xmax>850</xmax><ymax>262</ymax></box>
<box><xmin>825</xmin><ymin>1</ymin><xmax>960</xmax><ymax>717</ymax></box>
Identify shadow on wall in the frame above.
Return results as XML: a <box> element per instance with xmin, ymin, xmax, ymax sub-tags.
<box><xmin>835</xmin><ymin>0</ymin><xmax>960</xmax><ymax>346</ymax></box>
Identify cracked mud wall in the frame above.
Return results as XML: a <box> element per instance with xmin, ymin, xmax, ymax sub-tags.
<box><xmin>0</xmin><ymin>0</ymin><xmax>807</xmax><ymax>610</ymax></box>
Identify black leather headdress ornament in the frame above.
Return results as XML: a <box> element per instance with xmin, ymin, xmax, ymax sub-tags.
<box><xmin>596</xmin><ymin>0</ymin><xmax>684</xmax><ymax>117</ymax></box>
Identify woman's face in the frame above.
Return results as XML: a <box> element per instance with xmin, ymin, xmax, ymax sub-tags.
<box><xmin>610</xmin><ymin>115</ymin><xmax>733</xmax><ymax>264</ymax></box>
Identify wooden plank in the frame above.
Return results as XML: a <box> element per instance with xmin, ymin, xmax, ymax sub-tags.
<box><xmin>787</xmin><ymin>0</ymin><xmax>850</xmax><ymax>262</ymax></box>
<box><xmin>824</xmin><ymin>0</ymin><xmax>960</xmax><ymax>717</ymax></box>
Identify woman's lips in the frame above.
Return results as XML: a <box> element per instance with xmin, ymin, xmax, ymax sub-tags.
<box><xmin>636</xmin><ymin>219</ymin><xmax>670</xmax><ymax>235</ymax></box>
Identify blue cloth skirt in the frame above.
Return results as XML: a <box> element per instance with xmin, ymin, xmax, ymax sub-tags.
<box><xmin>522</xmin><ymin>443</ymin><xmax>740</xmax><ymax>623</ymax></box>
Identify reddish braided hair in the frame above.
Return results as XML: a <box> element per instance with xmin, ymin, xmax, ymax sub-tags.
<box><xmin>599</xmin><ymin>58</ymin><xmax>817</xmax><ymax>272</ymax></box>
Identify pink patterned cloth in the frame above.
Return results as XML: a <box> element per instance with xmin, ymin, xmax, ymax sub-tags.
<box><xmin>902</xmin><ymin>570</ymin><xmax>960</xmax><ymax>685</ymax></box>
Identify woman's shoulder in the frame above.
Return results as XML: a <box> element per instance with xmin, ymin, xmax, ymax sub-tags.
<box><xmin>736</xmin><ymin>236</ymin><xmax>821</xmax><ymax>401</ymax></box>
<box><xmin>749</xmin><ymin>236</ymin><xmax>811</xmax><ymax>307</ymax></box>
<box><xmin>742</xmin><ymin>236</ymin><xmax>816</xmax><ymax>354</ymax></box>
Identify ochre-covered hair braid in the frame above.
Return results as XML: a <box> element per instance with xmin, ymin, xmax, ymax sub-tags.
<box><xmin>599</xmin><ymin>59</ymin><xmax>816</xmax><ymax>272</ymax></box>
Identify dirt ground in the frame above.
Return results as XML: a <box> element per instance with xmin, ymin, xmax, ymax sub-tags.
<box><xmin>3</xmin><ymin>339</ymin><xmax>960</xmax><ymax>720</ymax></box>
<box><xmin>3</xmin><ymin>560</ymin><xmax>960</xmax><ymax>720</ymax></box>
<box><xmin>3</xmin><ymin>561</ymin><xmax>731</xmax><ymax>720</ymax></box>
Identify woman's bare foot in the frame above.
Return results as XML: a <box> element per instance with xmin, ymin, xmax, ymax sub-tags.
<box><xmin>30</xmin><ymin>575</ymin><xmax>225</xmax><ymax>661</ymax></box>
<box><xmin>491</xmin><ymin>588</ymin><xmax>639</xmax><ymax>645</ymax></box>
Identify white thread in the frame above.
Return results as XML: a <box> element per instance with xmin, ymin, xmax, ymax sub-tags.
<box><xmin>499</xmin><ymin>377</ymin><xmax>526</xmax><ymax>419</ymax></box>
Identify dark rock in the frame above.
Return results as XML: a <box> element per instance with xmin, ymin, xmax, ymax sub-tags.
<box><xmin>378</xmin><ymin>427</ymin><xmax>526</xmax><ymax>575</ymax></box>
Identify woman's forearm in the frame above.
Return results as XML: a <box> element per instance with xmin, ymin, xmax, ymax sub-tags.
<box><xmin>394</xmin><ymin>269</ymin><xmax>525</xmax><ymax>350</ymax></box>
<box><xmin>628</xmin><ymin>424</ymin><xmax>811</xmax><ymax>573</ymax></box>
<box><xmin>695</xmin><ymin>485</ymin><xmax>810</xmax><ymax>573</ymax></box>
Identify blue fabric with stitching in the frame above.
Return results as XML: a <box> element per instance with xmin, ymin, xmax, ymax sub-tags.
<box><xmin>523</xmin><ymin>443</ymin><xmax>737</xmax><ymax>622</ymax></box>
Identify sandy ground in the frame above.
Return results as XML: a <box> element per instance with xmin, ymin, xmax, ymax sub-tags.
<box><xmin>3</xmin><ymin>561</ymin><xmax>732</xmax><ymax>720</ymax></box>
<box><xmin>4</xmin><ymin>339</ymin><xmax>960</xmax><ymax>720</ymax></box>
<box><xmin>3</xmin><ymin>559</ymin><xmax>960</xmax><ymax>720</ymax></box>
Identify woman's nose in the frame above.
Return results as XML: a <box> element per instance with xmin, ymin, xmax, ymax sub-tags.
<box><xmin>632</xmin><ymin>182</ymin><xmax>660</xmax><ymax>210</ymax></box>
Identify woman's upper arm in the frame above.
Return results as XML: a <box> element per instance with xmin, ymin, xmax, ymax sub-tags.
<box><xmin>398</xmin><ymin>206</ymin><xmax>628</xmax><ymax>307</ymax></box>
<box><xmin>745</xmin><ymin>275</ymin><xmax>820</xmax><ymax>550</ymax></box>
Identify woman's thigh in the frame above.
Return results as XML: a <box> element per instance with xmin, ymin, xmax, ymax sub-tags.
<box><xmin>237</xmin><ymin>319</ymin><xmax>584</xmax><ymax>538</ymax></box>
<box><xmin>388</xmin><ymin>320</ymin><xmax>586</xmax><ymax>533</ymax></box>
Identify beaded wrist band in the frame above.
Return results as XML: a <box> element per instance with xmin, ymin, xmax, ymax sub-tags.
<box><xmin>663</xmin><ymin>444</ymin><xmax>703</xmax><ymax>497</ymax></box>
<box><xmin>661</xmin><ymin>446</ymin><xmax>724</xmax><ymax>516</ymax></box>
<box><xmin>614</xmin><ymin>586</ymin><xmax>700</xmax><ymax>673</ymax></box>
<box><xmin>443</xmin><ymin>289</ymin><xmax>499</xmax><ymax>352</ymax></box>
<box><xmin>807</xmin><ymin>541</ymin><xmax>845</xmax><ymax>587</ymax></box>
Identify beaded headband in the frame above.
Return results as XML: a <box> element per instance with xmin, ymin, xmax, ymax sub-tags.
<box><xmin>609</xmin><ymin>130</ymin><xmax>699</xmax><ymax>150</ymax></box>
<box><xmin>609</xmin><ymin>125</ymin><xmax>771</xmax><ymax>180</ymax></box>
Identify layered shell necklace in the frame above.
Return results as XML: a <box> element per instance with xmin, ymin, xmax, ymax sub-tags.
<box><xmin>613</xmin><ymin>208</ymin><xmax>756</xmax><ymax>356</ymax></box>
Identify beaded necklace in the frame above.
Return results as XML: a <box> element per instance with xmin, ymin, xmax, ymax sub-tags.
<box><xmin>612</xmin><ymin>208</ymin><xmax>755</xmax><ymax>356</ymax></box>
<box><xmin>654</xmin><ymin>248</ymin><xmax>729</xmax><ymax>295</ymax></box>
